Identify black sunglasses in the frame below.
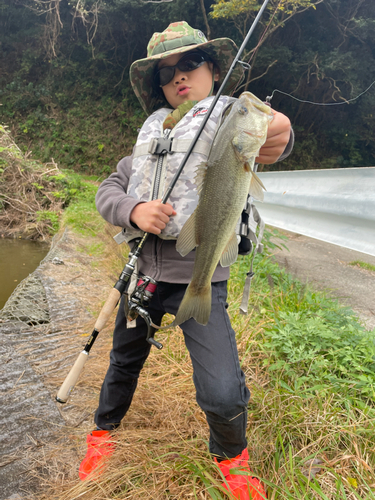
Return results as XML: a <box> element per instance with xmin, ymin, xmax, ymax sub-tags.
<box><xmin>154</xmin><ymin>52</ymin><xmax>210</xmax><ymax>87</ymax></box>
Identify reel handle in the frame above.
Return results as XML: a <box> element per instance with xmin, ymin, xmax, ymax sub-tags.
<box><xmin>147</xmin><ymin>338</ymin><xmax>163</xmax><ymax>350</ymax></box>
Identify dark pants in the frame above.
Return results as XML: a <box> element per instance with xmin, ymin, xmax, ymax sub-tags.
<box><xmin>95</xmin><ymin>280</ymin><xmax>250</xmax><ymax>459</ymax></box>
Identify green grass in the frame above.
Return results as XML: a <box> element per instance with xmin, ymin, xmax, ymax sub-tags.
<box><xmin>230</xmin><ymin>248</ymin><xmax>375</xmax><ymax>402</ymax></box>
<box><xmin>36</xmin><ymin>226</ymin><xmax>375</xmax><ymax>499</ymax></box>
<box><xmin>62</xmin><ymin>197</ymin><xmax>103</xmax><ymax>234</ymax></box>
<box><xmin>222</xmin><ymin>242</ymin><xmax>375</xmax><ymax>499</ymax></box>
<box><xmin>1</xmin><ymin>96</ymin><xmax>144</xmax><ymax>175</ymax></box>
<box><xmin>60</xmin><ymin>173</ymin><xmax>105</xmax><ymax>237</ymax></box>
<box><xmin>349</xmin><ymin>260</ymin><xmax>375</xmax><ymax>273</ymax></box>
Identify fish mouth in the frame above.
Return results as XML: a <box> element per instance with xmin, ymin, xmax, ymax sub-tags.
<box><xmin>177</xmin><ymin>85</ymin><xmax>190</xmax><ymax>95</ymax></box>
<box><xmin>242</xmin><ymin>130</ymin><xmax>255</xmax><ymax>137</ymax></box>
<box><xmin>242</xmin><ymin>129</ymin><xmax>265</xmax><ymax>139</ymax></box>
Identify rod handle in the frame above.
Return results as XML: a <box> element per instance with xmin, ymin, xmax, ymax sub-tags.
<box><xmin>56</xmin><ymin>350</ymin><xmax>89</xmax><ymax>403</ymax></box>
<box><xmin>94</xmin><ymin>288</ymin><xmax>121</xmax><ymax>332</ymax></box>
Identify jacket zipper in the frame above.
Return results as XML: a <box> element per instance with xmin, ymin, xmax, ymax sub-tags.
<box><xmin>151</xmin><ymin>128</ymin><xmax>171</xmax><ymax>280</ymax></box>
<box><xmin>151</xmin><ymin>129</ymin><xmax>171</xmax><ymax>201</ymax></box>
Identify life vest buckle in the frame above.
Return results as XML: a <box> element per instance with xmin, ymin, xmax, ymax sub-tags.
<box><xmin>148</xmin><ymin>137</ymin><xmax>173</xmax><ymax>155</ymax></box>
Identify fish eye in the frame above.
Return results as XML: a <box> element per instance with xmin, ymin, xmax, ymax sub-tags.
<box><xmin>238</xmin><ymin>106</ymin><xmax>248</xmax><ymax>115</ymax></box>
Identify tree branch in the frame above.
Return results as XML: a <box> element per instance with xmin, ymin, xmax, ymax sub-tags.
<box><xmin>199</xmin><ymin>0</ymin><xmax>211</xmax><ymax>39</ymax></box>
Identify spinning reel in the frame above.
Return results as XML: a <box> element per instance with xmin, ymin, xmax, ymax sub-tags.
<box><xmin>125</xmin><ymin>275</ymin><xmax>163</xmax><ymax>350</ymax></box>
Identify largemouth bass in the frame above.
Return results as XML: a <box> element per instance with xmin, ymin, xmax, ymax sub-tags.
<box><xmin>173</xmin><ymin>91</ymin><xmax>273</xmax><ymax>326</ymax></box>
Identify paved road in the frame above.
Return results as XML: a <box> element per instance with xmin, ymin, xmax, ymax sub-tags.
<box><xmin>272</xmin><ymin>230</ymin><xmax>375</xmax><ymax>330</ymax></box>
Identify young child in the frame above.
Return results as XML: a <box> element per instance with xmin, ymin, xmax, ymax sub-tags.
<box><xmin>79</xmin><ymin>21</ymin><xmax>293</xmax><ymax>499</ymax></box>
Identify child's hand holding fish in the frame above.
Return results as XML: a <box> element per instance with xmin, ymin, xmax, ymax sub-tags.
<box><xmin>256</xmin><ymin>109</ymin><xmax>291</xmax><ymax>164</ymax></box>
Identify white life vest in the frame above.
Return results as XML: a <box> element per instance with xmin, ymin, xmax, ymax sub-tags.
<box><xmin>123</xmin><ymin>95</ymin><xmax>233</xmax><ymax>242</ymax></box>
<box><xmin>113</xmin><ymin>95</ymin><xmax>266</xmax><ymax>317</ymax></box>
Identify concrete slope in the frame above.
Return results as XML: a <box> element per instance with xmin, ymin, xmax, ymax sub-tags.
<box><xmin>0</xmin><ymin>228</ymin><xmax>116</xmax><ymax>499</ymax></box>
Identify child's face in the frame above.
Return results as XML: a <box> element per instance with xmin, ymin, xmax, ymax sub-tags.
<box><xmin>158</xmin><ymin>51</ymin><xmax>219</xmax><ymax>109</ymax></box>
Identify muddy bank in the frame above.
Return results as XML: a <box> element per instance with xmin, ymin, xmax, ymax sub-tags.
<box><xmin>0</xmin><ymin>227</ymin><xmax>122</xmax><ymax>499</ymax></box>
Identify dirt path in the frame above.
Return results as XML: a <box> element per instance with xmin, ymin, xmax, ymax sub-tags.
<box><xmin>271</xmin><ymin>230</ymin><xmax>375</xmax><ymax>330</ymax></box>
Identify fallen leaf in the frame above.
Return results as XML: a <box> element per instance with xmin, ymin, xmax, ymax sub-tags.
<box><xmin>301</xmin><ymin>458</ymin><xmax>323</xmax><ymax>478</ymax></box>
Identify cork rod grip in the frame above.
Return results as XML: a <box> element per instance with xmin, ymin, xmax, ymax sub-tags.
<box><xmin>56</xmin><ymin>351</ymin><xmax>89</xmax><ymax>403</ymax></box>
<box><xmin>94</xmin><ymin>288</ymin><xmax>121</xmax><ymax>332</ymax></box>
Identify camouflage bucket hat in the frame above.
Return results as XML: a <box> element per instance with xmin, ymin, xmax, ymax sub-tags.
<box><xmin>130</xmin><ymin>21</ymin><xmax>244</xmax><ymax>115</ymax></box>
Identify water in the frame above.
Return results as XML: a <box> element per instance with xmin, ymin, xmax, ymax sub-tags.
<box><xmin>0</xmin><ymin>238</ymin><xmax>49</xmax><ymax>310</ymax></box>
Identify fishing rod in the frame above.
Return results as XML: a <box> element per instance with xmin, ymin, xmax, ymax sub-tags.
<box><xmin>56</xmin><ymin>0</ymin><xmax>272</xmax><ymax>404</ymax></box>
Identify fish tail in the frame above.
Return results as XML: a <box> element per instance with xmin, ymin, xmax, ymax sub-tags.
<box><xmin>173</xmin><ymin>282</ymin><xmax>212</xmax><ymax>327</ymax></box>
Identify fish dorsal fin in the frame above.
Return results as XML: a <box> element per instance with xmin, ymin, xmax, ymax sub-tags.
<box><xmin>248</xmin><ymin>168</ymin><xmax>266</xmax><ymax>202</ymax></box>
<box><xmin>176</xmin><ymin>210</ymin><xmax>198</xmax><ymax>256</ymax></box>
<box><xmin>194</xmin><ymin>161</ymin><xmax>209</xmax><ymax>196</ymax></box>
<box><xmin>220</xmin><ymin>232</ymin><xmax>239</xmax><ymax>267</ymax></box>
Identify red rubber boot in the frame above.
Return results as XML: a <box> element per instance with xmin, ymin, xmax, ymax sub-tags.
<box><xmin>215</xmin><ymin>449</ymin><xmax>267</xmax><ymax>500</ymax></box>
<box><xmin>79</xmin><ymin>430</ymin><xmax>115</xmax><ymax>480</ymax></box>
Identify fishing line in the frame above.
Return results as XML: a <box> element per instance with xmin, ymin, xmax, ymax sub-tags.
<box><xmin>232</xmin><ymin>0</ymin><xmax>375</xmax><ymax>108</ymax></box>
<box><xmin>266</xmin><ymin>79</ymin><xmax>375</xmax><ymax>106</ymax></box>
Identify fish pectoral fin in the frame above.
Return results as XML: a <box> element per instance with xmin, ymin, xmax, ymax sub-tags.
<box><xmin>194</xmin><ymin>162</ymin><xmax>208</xmax><ymax>195</ymax></box>
<box><xmin>244</xmin><ymin>161</ymin><xmax>252</xmax><ymax>172</ymax></box>
<box><xmin>249</xmin><ymin>171</ymin><xmax>266</xmax><ymax>201</ymax></box>
<box><xmin>176</xmin><ymin>211</ymin><xmax>198</xmax><ymax>257</ymax></box>
<box><xmin>220</xmin><ymin>232</ymin><xmax>239</xmax><ymax>267</ymax></box>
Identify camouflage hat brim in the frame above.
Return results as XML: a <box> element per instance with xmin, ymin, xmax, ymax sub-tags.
<box><xmin>130</xmin><ymin>37</ymin><xmax>244</xmax><ymax>115</ymax></box>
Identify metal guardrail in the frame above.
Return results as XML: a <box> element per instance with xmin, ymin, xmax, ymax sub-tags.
<box><xmin>256</xmin><ymin>167</ymin><xmax>375</xmax><ymax>257</ymax></box>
